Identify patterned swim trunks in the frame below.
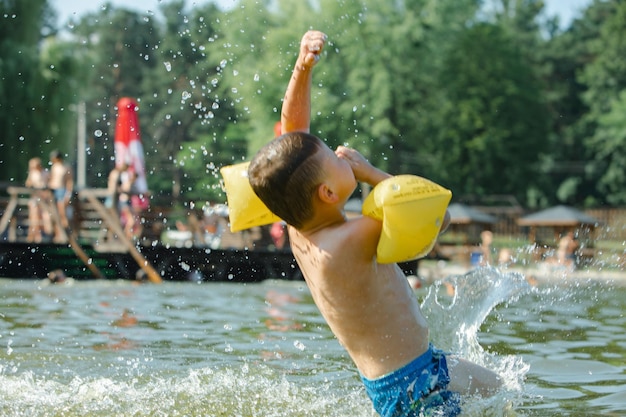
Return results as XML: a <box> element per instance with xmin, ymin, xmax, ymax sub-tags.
<box><xmin>361</xmin><ymin>344</ymin><xmax>461</xmax><ymax>416</ymax></box>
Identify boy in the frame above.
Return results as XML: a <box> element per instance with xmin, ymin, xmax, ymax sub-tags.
<box><xmin>48</xmin><ymin>150</ymin><xmax>74</xmax><ymax>242</ymax></box>
<box><xmin>248</xmin><ymin>31</ymin><xmax>502</xmax><ymax>416</ymax></box>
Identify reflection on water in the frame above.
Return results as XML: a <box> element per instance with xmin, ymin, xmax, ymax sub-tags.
<box><xmin>482</xmin><ymin>276</ymin><xmax>626</xmax><ymax>416</ymax></box>
<box><xmin>0</xmin><ymin>269</ymin><xmax>625</xmax><ymax>416</ymax></box>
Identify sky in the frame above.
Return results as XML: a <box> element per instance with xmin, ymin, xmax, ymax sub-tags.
<box><xmin>52</xmin><ymin>0</ymin><xmax>593</xmax><ymax>29</ymax></box>
<box><xmin>539</xmin><ymin>0</ymin><xmax>593</xmax><ymax>23</ymax></box>
<box><xmin>52</xmin><ymin>0</ymin><xmax>235</xmax><ymax>23</ymax></box>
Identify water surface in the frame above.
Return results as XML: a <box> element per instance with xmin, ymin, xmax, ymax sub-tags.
<box><xmin>0</xmin><ymin>268</ymin><xmax>625</xmax><ymax>416</ymax></box>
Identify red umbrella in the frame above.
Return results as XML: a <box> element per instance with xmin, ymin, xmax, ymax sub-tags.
<box><xmin>114</xmin><ymin>97</ymin><xmax>147</xmax><ymax>194</ymax></box>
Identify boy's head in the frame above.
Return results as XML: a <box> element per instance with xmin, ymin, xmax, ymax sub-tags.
<box><xmin>29</xmin><ymin>157</ymin><xmax>42</xmax><ymax>170</ymax></box>
<box><xmin>248</xmin><ymin>132</ymin><xmax>326</xmax><ymax>229</ymax></box>
<box><xmin>49</xmin><ymin>150</ymin><xmax>62</xmax><ymax>162</ymax></box>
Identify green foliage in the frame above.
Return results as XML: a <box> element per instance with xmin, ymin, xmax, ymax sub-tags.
<box><xmin>535</xmin><ymin>16</ymin><xmax>593</xmax><ymax>205</ymax></box>
<box><xmin>0</xmin><ymin>0</ymin><xmax>75</xmax><ymax>182</ymax></box>
<box><xmin>591</xmin><ymin>91</ymin><xmax>626</xmax><ymax>204</ymax></box>
<box><xmin>434</xmin><ymin>23</ymin><xmax>550</xmax><ymax>203</ymax></box>
<box><xmin>579</xmin><ymin>0</ymin><xmax>626</xmax><ymax>205</ymax></box>
<box><xmin>140</xmin><ymin>1</ymin><xmax>232</xmax><ymax>201</ymax></box>
<box><xmin>68</xmin><ymin>5</ymin><xmax>161</xmax><ymax>188</ymax></box>
<box><xmin>2</xmin><ymin>0</ymin><xmax>626</xmax><ymax>211</ymax></box>
<box><xmin>217</xmin><ymin>0</ymin><xmax>283</xmax><ymax>155</ymax></box>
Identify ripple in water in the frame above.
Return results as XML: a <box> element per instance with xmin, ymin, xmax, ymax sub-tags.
<box><xmin>5</xmin><ymin>267</ymin><xmax>621</xmax><ymax>416</ymax></box>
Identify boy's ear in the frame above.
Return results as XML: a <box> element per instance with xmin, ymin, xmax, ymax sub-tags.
<box><xmin>317</xmin><ymin>183</ymin><xmax>338</xmax><ymax>204</ymax></box>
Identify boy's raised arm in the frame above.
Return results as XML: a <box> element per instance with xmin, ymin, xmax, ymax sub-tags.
<box><xmin>280</xmin><ymin>31</ymin><xmax>326</xmax><ymax>134</ymax></box>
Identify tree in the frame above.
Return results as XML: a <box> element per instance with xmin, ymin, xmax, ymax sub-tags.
<box><xmin>217</xmin><ymin>0</ymin><xmax>281</xmax><ymax>157</ymax></box>
<box><xmin>70</xmin><ymin>4</ymin><xmax>160</xmax><ymax>188</ymax></box>
<box><xmin>578</xmin><ymin>0</ymin><xmax>626</xmax><ymax>205</ymax></box>
<box><xmin>0</xmin><ymin>0</ymin><xmax>76</xmax><ymax>182</ymax></box>
<box><xmin>534</xmin><ymin>15</ymin><xmax>594</xmax><ymax>206</ymax></box>
<box><xmin>434</xmin><ymin>23</ymin><xmax>550</xmax><ymax>205</ymax></box>
<box><xmin>309</xmin><ymin>0</ymin><xmax>481</xmax><ymax>178</ymax></box>
<box><xmin>140</xmin><ymin>1</ymin><xmax>235</xmax><ymax>203</ymax></box>
<box><xmin>2</xmin><ymin>0</ymin><xmax>621</xmax><ymax>210</ymax></box>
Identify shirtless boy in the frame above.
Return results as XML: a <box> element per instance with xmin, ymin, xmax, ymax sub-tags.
<box><xmin>48</xmin><ymin>150</ymin><xmax>74</xmax><ymax>241</ymax></box>
<box><xmin>248</xmin><ymin>31</ymin><xmax>502</xmax><ymax>416</ymax></box>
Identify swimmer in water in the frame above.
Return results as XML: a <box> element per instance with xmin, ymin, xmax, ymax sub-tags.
<box><xmin>247</xmin><ymin>30</ymin><xmax>502</xmax><ymax>416</ymax></box>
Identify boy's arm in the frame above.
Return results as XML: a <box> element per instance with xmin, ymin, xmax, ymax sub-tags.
<box><xmin>64</xmin><ymin>166</ymin><xmax>74</xmax><ymax>201</ymax></box>
<box><xmin>335</xmin><ymin>145</ymin><xmax>391</xmax><ymax>187</ymax></box>
<box><xmin>280</xmin><ymin>31</ymin><xmax>326</xmax><ymax>134</ymax></box>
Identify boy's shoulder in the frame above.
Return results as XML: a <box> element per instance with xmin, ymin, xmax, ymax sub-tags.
<box><xmin>304</xmin><ymin>215</ymin><xmax>382</xmax><ymax>260</ymax></box>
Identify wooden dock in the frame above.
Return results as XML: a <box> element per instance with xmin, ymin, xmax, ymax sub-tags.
<box><xmin>0</xmin><ymin>187</ymin><xmax>304</xmax><ymax>282</ymax></box>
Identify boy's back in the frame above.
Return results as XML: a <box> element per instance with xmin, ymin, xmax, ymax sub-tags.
<box><xmin>289</xmin><ymin>217</ymin><xmax>431</xmax><ymax>379</ymax></box>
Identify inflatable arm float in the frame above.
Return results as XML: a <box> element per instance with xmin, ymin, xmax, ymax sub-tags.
<box><xmin>219</xmin><ymin>162</ymin><xmax>281</xmax><ymax>232</ymax></box>
<box><xmin>220</xmin><ymin>163</ymin><xmax>451</xmax><ymax>263</ymax></box>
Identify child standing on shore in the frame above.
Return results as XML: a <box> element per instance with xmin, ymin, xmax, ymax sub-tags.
<box><xmin>247</xmin><ymin>31</ymin><xmax>502</xmax><ymax>416</ymax></box>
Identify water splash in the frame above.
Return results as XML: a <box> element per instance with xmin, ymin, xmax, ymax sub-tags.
<box><xmin>420</xmin><ymin>267</ymin><xmax>533</xmax><ymax>413</ymax></box>
<box><xmin>423</xmin><ymin>267</ymin><xmax>529</xmax><ymax>350</ymax></box>
<box><xmin>0</xmin><ymin>364</ymin><xmax>372</xmax><ymax>417</ymax></box>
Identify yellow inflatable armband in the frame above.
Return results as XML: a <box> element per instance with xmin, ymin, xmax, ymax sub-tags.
<box><xmin>221</xmin><ymin>163</ymin><xmax>450</xmax><ymax>261</ymax></box>
<box><xmin>220</xmin><ymin>162</ymin><xmax>281</xmax><ymax>232</ymax></box>
<box><xmin>362</xmin><ymin>175</ymin><xmax>452</xmax><ymax>264</ymax></box>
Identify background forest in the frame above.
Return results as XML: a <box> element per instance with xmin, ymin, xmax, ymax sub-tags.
<box><xmin>1</xmin><ymin>0</ymin><xmax>625</xmax><ymax>211</ymax></box>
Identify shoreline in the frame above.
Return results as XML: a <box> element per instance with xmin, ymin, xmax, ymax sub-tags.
<box><xmin>417</xmin><ymin>260</ymin><xmax>626</xmax><ymax>285</ymax></box>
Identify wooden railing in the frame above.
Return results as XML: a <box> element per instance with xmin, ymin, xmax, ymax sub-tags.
<box><xmin>0</xmin><ymin>187</ymin><xmax>161</xmax><ymax>283</ymax></box>
<box><xmin>78</xmin><ymin>188</ymin><xmax>161</xmax><ymax>283</ymax></box>
<box><xmin>0</xmin><ymin>186</ymin><xmax>65</xmax><ymax>242</ymax></box>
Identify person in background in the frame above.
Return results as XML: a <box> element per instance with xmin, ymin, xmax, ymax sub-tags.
<box><xmin>479</xmin><ymin>230</ymin><xmax>493</xmax><ymax>265</ymax></box>
<box><xmin>117</xmin><ymin>164</ymin><xmax>138</xmax><ymax>239</ymax></box>
<box><xmin>270</xmin><ymin>221</ymin><xmax>288</xmax><ymax>250</ymax></box>
<box><xmin>557</xmin><ymin>230</ymin><xmax>578</xmax><ymax>269</ymax></box>
<box><xmin>25</xmin><ymin>157</ymin><xmax>50</xmax><ymax>242</ymax></box>
<box><xmin>48</xmin><ymin>150</ymin><xmax>74</xmax><ymax>242</ymax></box>
<box><xmin>106</xmin><ymin>163</ymin><xmax>127</xmax><ymax>210</ymax></box>
<box><xmin>129</xmin><ymin>190</ymin><xmax>149</xmax><ymax>240</ymax></box>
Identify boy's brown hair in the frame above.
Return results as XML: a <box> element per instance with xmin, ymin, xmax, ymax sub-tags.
<box><xmin>248</xmin><ymin>131</ymin><xmax>325</xmax><ymax>229</ymax></box>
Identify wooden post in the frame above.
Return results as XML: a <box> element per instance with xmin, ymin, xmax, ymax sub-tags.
<box><xmin>81</xmin><ymin>191</ymin><xmax>162</xmax><ymax>283</ymax></box>
<box><xmin>0</xmin><ymin>189</ymin><xmax>19</xmax><ymax>237</ymax></box>
<box><xmin>45</xmin><ymin>192</ymin><xmax>106</xmax><ymax>279</ymax></box>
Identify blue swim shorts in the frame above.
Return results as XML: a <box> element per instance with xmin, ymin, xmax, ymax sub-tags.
<box><xmin>52</xmin><ymin>188</ymin><xmax>66</xmax><ymax>202</ymax></box>
<box><xmin>361</xmin><ymin>344</ymin><xmax>461</xmax><ymax>417</ymax></box>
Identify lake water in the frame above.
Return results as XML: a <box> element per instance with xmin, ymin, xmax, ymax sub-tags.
<box><xmin>0</xmin><ymin>267</ymin><xmax>624</xmax><ymax>416</ymax></box>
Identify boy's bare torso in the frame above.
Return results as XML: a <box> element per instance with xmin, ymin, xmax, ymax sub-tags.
<box><xmin>289</xmin><ymin>216</ymin><xmax>430</xmax><ymax>380</ymax></box>
<box><xmin>49</xmin><ymin>162</ymin><xmax>68</xmax><ymax>190</ymax></box>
